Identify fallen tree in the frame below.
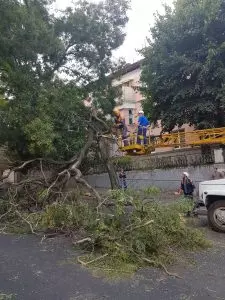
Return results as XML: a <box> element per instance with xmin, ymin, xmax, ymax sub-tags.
<box><xmin>0</xmin><ymin>0</ymin><xmax>128</xmax><ymax>203</ymax></box>
<box><xmin>0</xmin><ymin>110</ymin><xmax>121</xmax><ymax>208</ymax></box>
<box><xmin>0</xmin><ymin>188</ymin><xmax>211</xmax><ymax>278</ymax></box>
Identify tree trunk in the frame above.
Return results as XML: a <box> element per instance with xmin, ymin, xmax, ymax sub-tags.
<box><xmin>98</xmin><ymin>138</ymin><xmax>120</xmax><ymax>190</ymax></box>
<box><xmin>105</xmin><ymin>160</ymin><xmax>120</xmax><ymax>189</ymax></box>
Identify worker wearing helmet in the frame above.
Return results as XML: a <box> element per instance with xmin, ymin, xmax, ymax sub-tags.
<box><xmin>181</xmin><ymin>172</ymin><xmax>195</xmax><ymax>198</ymax></box>
<box><xmin>113</xmin><ymin>108</ymin><xmax>123</xmax><ymax>128</ymax></box>
<box><xmin>137</xmin><ymin>110</ymin><xmax>150</xmax><ymax>145</ymax></box>
<box><xmin>113</xmin><ymin>108</ymin><xmax>128</xmax><ymax>146</ymax></box>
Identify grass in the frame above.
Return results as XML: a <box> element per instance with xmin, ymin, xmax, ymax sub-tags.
<box><xmin>144</xmin><ymin>186</ymin><xmax>161</xmax><ymax>196</ymax></box>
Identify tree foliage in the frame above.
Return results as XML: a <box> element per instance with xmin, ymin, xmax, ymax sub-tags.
<box><xmin>0</xmin><ymin>190</ymin><xmax>210</xmax><ymax>278</ymax></box>
<box><xmin>0</xmin><ymin>0</ymin><xmax>129</xmax><ymax>159</ymax></box>
<box><xmin>141</xmin><ymin>0</ymin><xmax>225</xmax><ymax>130</ymax></box>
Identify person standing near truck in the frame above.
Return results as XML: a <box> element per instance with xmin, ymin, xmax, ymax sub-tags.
<box><xmin>180</xmin><ymin>172</ymin><xmax>195</xmax><ymax>198</ymax></box>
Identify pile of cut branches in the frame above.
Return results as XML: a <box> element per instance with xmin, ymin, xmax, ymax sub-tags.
<box><xmin>0</xmin><ymin>188</ymin><xmax>210</xmax><ymax>278</ymax></box>
<box><xmin>73</xmin><ymin>190</ymin><xmax>210</xmax><ymax>277</ymax></box>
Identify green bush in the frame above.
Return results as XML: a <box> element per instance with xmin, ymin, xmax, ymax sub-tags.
<box><xmin>41</xmin><ymin>203</ymin><xmax>72</xmax><ymax>229</ymax></box>
<box><xmin>169</xmin><ymin>198</ymin><xmax>194</xmax><ymax>214</ymax></box>
<box><xmin>40</xmin><ymin>201</ymin><xmax>97</xmax><ymax>230</ymax></box>
<box><xmin>144</xmin><ymin>185</ymin><xmax>161</xmax><ymax>196</ymax></box>
<box><xmin>113</xmin><ymin>156</ymin><xmax>132</xmax><ymax>170</ymax></box>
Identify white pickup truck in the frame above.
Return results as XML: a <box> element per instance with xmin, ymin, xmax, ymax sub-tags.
<box><xmin>199</xmin><ymin>179</ymin><xmax>225</xmax><ymax>232</ymax></box>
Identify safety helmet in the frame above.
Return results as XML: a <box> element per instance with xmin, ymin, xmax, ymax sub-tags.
<box><xmin>113</xmin><ymin>108</ymin><xmax>120</xmax><ymax>115</ymax></box>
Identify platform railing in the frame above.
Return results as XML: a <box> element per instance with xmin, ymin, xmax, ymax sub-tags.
<box><xmin>118</xmin><ymin>127</ymin><xmax>225</xmax><ymax>152</ymax></box>
<box><xmin>118</xmin><ymin>126</ymin><xmax>151</xmax><ymax>148</ymax></box>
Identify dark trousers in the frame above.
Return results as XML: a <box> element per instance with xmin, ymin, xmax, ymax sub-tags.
<box><xmin>116</xmin><ymin>125</ymin><xmax>128</xmax><ymax>146</ymax></box>
<box><xmin>122</xmin><ymin>126</ymin><xmax>128</xmax><ymax>146</ymax></box>
<box><xmin>137</xmin><ymin>127</ymin><xmax>147</xmax><ymax>145</ymax></box>
<box><xmin>120</xmin><ymin>178</ymin><xmax>127</xmax><ymax>189</ymax></box>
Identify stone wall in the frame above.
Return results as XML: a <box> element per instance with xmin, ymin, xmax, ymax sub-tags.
<box><xmin>126</xmin><ymin>147</ymin><xmax>214</xmax><ymax>170</ymax></box>
<box><xmin>86</xmin><ymin>146</ymin><xmax>215</xmax><ymax>175</ymax></box>
<box><xmin>2</xmin><ymin>145</ymin><xmax>223</xmax><ymax>191</ymax></box>
<box><xmin>85</xmin><ymin>146</ymin><xmax>225</xmax><ymax>191</ymax></box>
<box><xmin>85</xmin><ymin>163</ymin><xmax>225</xmax><ymax>191</ymax></box>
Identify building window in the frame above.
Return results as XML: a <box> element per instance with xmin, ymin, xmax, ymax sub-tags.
<box><xmin>129</xmin><ymin>109</ymin><xmax>133</xmax><ymax>125</ymax></box>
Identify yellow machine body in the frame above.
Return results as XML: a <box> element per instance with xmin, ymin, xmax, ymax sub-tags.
<box><xmin>118</xmin><ymin>127</ymin><xmax>225</xmax><ymax>155</ymax></box>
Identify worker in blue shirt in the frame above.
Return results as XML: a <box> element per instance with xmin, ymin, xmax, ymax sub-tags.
<box><xmin>137</xmin><ymin>110</ymin><xmax>150</xmax><ymax>145</ymax></box>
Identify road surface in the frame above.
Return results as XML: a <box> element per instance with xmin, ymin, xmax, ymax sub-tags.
<box><xmin>0</xmin><ymin>217</ymin><xmax>225</xmax><ymax>300</ymax></box>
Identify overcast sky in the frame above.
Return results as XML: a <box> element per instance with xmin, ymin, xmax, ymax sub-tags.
<box><xmin>54</xmin><ymin>0</ymin><xmax>174</xmax><ymax>63</ymax></box>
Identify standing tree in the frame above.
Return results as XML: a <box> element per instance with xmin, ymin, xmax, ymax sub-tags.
<box><xmin>0</xmin><ymin>0</ymin><xmax>130</xmax><ymax>197</ymax></box>
<box><xmin>141</xmin><ymin>0</ymin><xmax>225</xmax><ymax>131</ymax></box>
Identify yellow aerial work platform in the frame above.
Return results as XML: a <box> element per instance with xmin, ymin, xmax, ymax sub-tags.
<box><xmin>118</xmin><ymin>127</ymin><xmax>225</xmax><ymax>155</ymax></box>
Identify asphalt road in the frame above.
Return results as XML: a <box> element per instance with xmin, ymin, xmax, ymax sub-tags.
<box><xmin>0</xmin><ymin>217</ymin><xmax>225</xmax><ymax>300</ymax></box>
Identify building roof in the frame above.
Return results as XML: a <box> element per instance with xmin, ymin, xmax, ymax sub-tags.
<box><xmin>120</xmin><ymin>59</ymin><xmax>144</xmax><ymax>75</ymax></box>
<box><xmin>112</xmin><ymin>59</ymin><xmax>144</xmax><ymax>79</ymax></box>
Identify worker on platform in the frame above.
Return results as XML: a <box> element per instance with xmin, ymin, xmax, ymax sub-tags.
<box><xmin>113</xmin><ymin>108</ymin><xmax>128</xmax><ymax>146</ymax></box>
<box><xmin>137</xmin><ymin>110</ymin><xmax>150</xmax><ymax>145</ymax></box>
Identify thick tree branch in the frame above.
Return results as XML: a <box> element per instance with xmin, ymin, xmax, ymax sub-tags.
<box><xmin>91</xmin><ymin>114</ymin><xmax>109</xmax><ymax>133</ymax></box>
<box><xmin>0</xmin><ymin>159</ymin><xmax>36</xmax><ymax>181</ymax></box>
<box><xmin>73</xmin><ymin>167</ymin><xmax>101</xmax><ymax>202</ymax></box>
<box><xmin>70</xmin><ymin>127</ymin><xmax>94</xmax><ymax>170</ymax></box>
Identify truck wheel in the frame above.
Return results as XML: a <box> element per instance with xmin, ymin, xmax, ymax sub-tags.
<box><xmin>208</xmin><ymin>200</ymin><xmax>225</xmax><ymax>232</ymax></box>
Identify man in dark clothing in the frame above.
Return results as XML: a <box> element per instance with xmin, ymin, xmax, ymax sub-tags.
<box><xmin>181</xmin><ymin>172</ymin><xmax>195</xmax><ymax>198</ymax></box>
<box><xmin>119</xmin><ymin>169</ymin><xmax>127</xmax><ymax>190</ymax></box>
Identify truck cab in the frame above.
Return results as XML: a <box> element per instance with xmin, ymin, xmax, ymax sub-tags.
<box><xmin>199</xmin><ymin>179</ymin><xmax>225</xmax><ymax>232</ymax></box>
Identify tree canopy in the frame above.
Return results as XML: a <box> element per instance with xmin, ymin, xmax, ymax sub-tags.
<box><xmin>141</xmin><ymin>0</ymin><xmax>225</xmax><ymax>131</ymax></box>
<box><xmin>0</xmin><ymin>0</ymin><xmax>129</xmax><ymax>159</ymax></box>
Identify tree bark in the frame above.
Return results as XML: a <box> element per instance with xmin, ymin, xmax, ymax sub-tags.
<box><xmin>98</xmin><ymin>137</ymin><xmax>120</xmax><ymax>190</ymax></box>
<box><xmin>105</xmin><ymin>160</ymin><xmax>120</xmax><ymax>189</ymax></box>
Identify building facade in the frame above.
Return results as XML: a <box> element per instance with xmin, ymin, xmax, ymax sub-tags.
<box><xmin>112</xmin><ymin>60</ymin><xmax>194</xmax><ymax>153</ymax></box>
<box><xmin>112</xmin><ymin>61</ymin><xmax>143</xmax><ymax>131</ymax></box>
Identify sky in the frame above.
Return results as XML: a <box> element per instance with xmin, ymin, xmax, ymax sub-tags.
<box><xmin>54</xmin><ymin>0</ymin><xmax>174</xmax><ymax>63</ymax></box>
